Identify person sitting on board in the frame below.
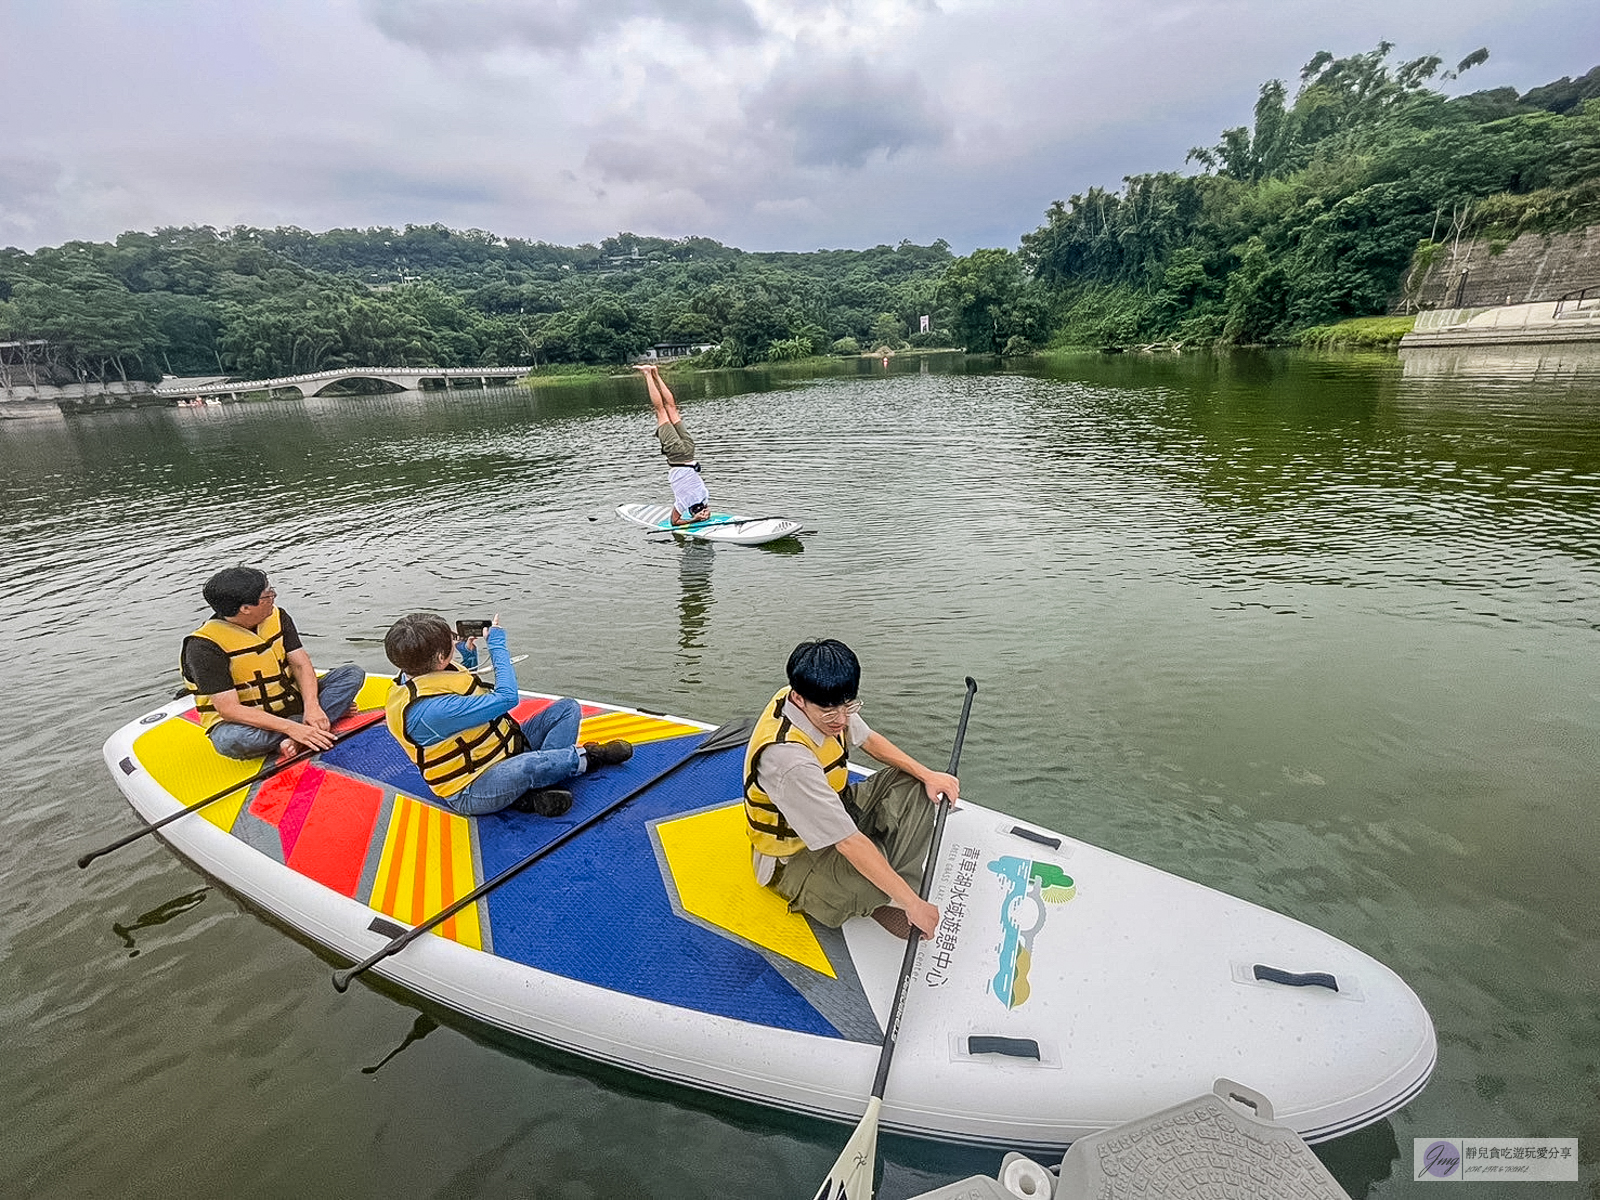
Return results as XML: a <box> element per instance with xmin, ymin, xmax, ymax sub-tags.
<box><xmin>635</xmin><ymin>362</ymin><xmax>711</xmax><ymax>526</ymax></box>
<box><xmin>743</xmin><ymin>639</ymin><xmax>959</xmax><ymax>940</ymax></box>
<box><xmin>180</xmin><ymin>566</ymin><xmax>367</xmax><ymax>762</ymax></box>
<box><xmin>381</xmin><ymin>613</ymin><xmax>634</xmax><ymax>817</ymax></box>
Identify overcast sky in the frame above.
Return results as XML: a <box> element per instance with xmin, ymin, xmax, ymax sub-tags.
<box><xmin>4</xmin><ymin>0</ymin><xmax>1597</xmax><ymax>255</ymax></box>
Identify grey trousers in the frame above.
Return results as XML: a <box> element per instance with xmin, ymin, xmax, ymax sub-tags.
<box><xmin>207</xmin><ymin>663</ymin><xmax>367</xmax><ymax>760</ymax></box>
<box><xmin>770</xmin><ymin>767</ymin><xmax>936</xmax><ymax>927</ymax></box>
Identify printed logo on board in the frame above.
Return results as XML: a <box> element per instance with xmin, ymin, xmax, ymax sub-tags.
<box><xmin>987</xmin><ymin>855</ymin><xmax>1076</xmax><ymax>1008</ymax></box>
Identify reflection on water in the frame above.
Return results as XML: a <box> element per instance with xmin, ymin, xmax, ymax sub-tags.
<box><xmin>4</xmin><ymin>353</ymin><xmax>1598</xmax><ymax>1198</ymax></box>
<box><xmin>676</xmin><ymin>540</ymin><xmax>715</xmax><ymax>664</ymax></box>
<box><xmin>361</xmin><ymin>1013</ymin><xmax>438</xmax><ymax>1076</ymax></box>
<box><xmin>110</xmin><ymin>888</ymin><xmax>209</xmax><ymax>958</ymax></box>
<box><xmin>1400</xmin><ymin>341</ymin><xmax>1600</xmax><ymax>384</ymax></box>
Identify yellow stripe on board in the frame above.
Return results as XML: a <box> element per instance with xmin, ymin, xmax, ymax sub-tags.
<box><xmin>354</xmin><ymin>675</ymin><xmax>391</xmax><ymax>712</ymax></box>
<box><xmin>579</xmin><ymin>710</ymin><xmax>703</xmax><ymax>747</ymax></box>
<box><xmin>656</xmin><ymin>803</ymin><xmax>834</xmax><ymax>976</ymax></box>
<box><xmin>133</xmin><ymin>718</ymin><xmax>261</xmax><ymax>832</ymax></box>
<box><xmin>368</xmin><ymin>794</ymin><xmax>483</xmax><ymax>950</ymax></box>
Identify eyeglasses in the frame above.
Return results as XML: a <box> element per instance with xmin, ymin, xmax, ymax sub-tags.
<box><xmin>254</xmin><ymin>588</ymin><xmax>277</xmax><ymax>605</ymax></box>
<box><xmin>809</xmin><ymin>699</ymin><xmax>862</xmax><ymax>720</ymax></box>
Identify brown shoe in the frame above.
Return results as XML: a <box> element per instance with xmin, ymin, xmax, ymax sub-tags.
<box><xmin>870</xmin><ymin>906</ymin><xmax>911</xmax><ymax>940</ymax></box>
<box><xmin>582</xmin><ymin>740</ymin><xmax>634</xmax><ymax>769</ymax></box>
<box><xmin>510</xmin><ymin>787</ymin><xmax>573</xmax><ymax>817</ymax></box>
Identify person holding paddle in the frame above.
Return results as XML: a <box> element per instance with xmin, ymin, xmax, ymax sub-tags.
<box><xmin>635</xmin><ymin>362</ymin><xmax>711</xmax><ymax>525</ymax></box>
<box><xmin>743</xmin><ymin>639</ymin><xmax>959</xmax><ymax>939</ymax></box>
<box><xmin>381</xmin><ymin>613</ymin><xmax>634</xmax><ymax>817</ymax></box>
<box><xmin>180</xmin><ymin>566</ymin><xmax>366</xmax><ymax>761</ymax></box>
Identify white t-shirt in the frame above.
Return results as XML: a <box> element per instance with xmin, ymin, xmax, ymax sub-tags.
<box><xmin>668</xmin><ymin>465</ymin><xmax>709</xmax><ymax>515</ymax></box>
<box><xmin>751</xmin><ymin>698</ymin><xmax>874</xmax><ymax>884</ymax></box>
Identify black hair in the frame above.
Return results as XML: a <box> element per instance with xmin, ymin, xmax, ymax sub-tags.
<box><xmin>202</xmin><ymin>566</ymin><xmax>269</xmax><ymax>617</ymax></box>
<box><xmin>786</xmin><ymin>639</ymin><xmax>860</xmax><ymax>707</ymax></box>
<box><xmin>384</xmin><ymin>613</ymin><xmax>455</xmax><ymax>676</ymax></box>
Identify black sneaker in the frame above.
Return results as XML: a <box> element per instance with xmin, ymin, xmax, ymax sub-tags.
<box><xmin>582</xmin><ymin>740</ymin><xmax>634</xmax><ymax>769</ymax></box>
<box><xmin>510</xmin><ymin>787</ymin><xmax>573</xmax><ymax>817</ymax></box>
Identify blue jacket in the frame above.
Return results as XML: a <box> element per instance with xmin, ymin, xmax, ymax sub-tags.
<box><xmin>404</xmin><ymin>626</ymin><xmax>519</xmax><ymax>744</ymax></box>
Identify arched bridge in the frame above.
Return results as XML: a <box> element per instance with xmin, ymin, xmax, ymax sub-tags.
<box><xmin>155</xmin><ymin>366</ymin><xmax>534</xmax><ymax>401</ymax></box>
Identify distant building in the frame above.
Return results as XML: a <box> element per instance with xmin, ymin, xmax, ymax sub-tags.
<box><xmin>0</xmin><ymin>339</ymin><xmax>49</xmax><ymax>366</ymax></box>
<box><xmin>642</xmin><ymin>342</ymin><xmax>718</xmax><ymax>360</ymax></box>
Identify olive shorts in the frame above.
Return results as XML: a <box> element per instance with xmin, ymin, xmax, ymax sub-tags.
<box><xmin>769</xmin><ymin>767</ymin><xmax>936</xmax><ymax>928</ymax></box>
<box><xmin>656</xmin><ymin>420</ymin><xmax>697</xmax><ymax>465</ymax></box>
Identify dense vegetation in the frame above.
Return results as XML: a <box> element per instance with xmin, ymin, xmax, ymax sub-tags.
<box><xmin>1004</xmin><ymin>50</ymin><xmax>1600</xmax><ymax>348</ymax></box>
<box><xmin>0</xmin><ymin>229</ymin><xmax>953</xmax><ymax>384</ymax></box>
<box><xmin>2</xmin><ymin>47</ymin><xmax>1597</xmax><ymax>384</ymax></box>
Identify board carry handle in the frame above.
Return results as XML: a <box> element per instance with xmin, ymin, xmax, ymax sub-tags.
<box><xmin>78</xmin><ymin>711</ymin><xmax>386</xmax><ymax>869</ymax></box>
<box><xmin>1008</xmin><ymin>826</ymin><xmax>1061</xmax><ymax>849</ymax></box>
<box><xmin>967</xmin><ymin>1035</ymin><xmax>1041</xmax><ymax>1060</ymax></box>
<box><xmin>1253</xmin><ymin>964</ymin><xmax>1339</xmax><ymax>991</ymax></box>
<box><xmin>1214</xmin><ymin>1077</ymin><xmax>1275</xmax><ymax>1122</ymax></box>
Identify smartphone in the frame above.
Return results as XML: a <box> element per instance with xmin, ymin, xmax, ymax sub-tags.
<box><xmin>455</xmin><ymin>618</ymin><xmax>492</xmax><ymax>638</ymax></box>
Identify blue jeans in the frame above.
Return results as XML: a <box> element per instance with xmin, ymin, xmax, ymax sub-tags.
<box><xmin>208</xmin><ymin>664</ymin><xmax>368</xmax><ymax>760</ymax></box>
<box><xmin>443</xmin><ymin>698</ymin><xmax>583</xmax><ymax>816</ymax></box>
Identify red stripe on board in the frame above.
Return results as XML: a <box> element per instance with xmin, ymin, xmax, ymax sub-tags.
<box><xmin>285</xmin><ymin>772</ymin><xmax>383</xmax><ymax>898</ymax></box>
<box><xmin>250</xmin><ymin>762</ymin><xmax>310</xmax><ymax>826</ymax></box>
<box><xmin>509</xmin><ymin>697</ymin><xmax>552</xmax><ymax>722</ymax></box>
<box><xmin>276</xmin><ymin>764</ymin><xmax>326</xmax><ymax>858</ymax></box>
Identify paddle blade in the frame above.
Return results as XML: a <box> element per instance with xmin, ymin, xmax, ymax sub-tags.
<box><xmin>694</xmin><ymin>715</ymin><xmax>756</xmax><ymax>756</ymax></box>
<box><xmin>813</xmin><ymin>1097</ymin><xmax>880</xmax><ymax>1200</ymax></box>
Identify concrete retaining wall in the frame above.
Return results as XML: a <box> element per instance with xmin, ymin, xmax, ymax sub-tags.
<box><xmin>1403</xmin><ymin>224</ymin><xmax>1600</xmax><ymax>311</ymax></box>
<box><xmin>1400</xmin><ymin>296</ymin><xmax>1600</xmax><ymax>348</ymax></box>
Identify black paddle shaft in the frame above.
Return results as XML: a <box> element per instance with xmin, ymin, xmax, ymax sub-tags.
<box><xmin>331</xmin><ymin>717</ymin><xmax>755</xmax><ymax>993</ymax></box>
<box><xmin>869</xmin><ymin>676</ymin><xmax>978</xmax><ymax>1100</ymax></box>
<box><xmin>78</xmin><ymin>712</ymin><xmax>386</xmax><ymax>869</ymax></box>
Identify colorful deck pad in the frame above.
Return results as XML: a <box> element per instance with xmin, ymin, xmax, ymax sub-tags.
<box><xmin>129</xmin><ymin>689</ymin><xmax>874</xmax><ymax>1041</ymax></box>
<box><xmin>616</xmin><ymin>503</ymin><xmax>804</xmax><ymax>545</ymax></box>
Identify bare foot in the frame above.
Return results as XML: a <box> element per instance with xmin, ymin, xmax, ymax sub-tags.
<box><xmin>870</xmin><ymin>906</ymin><xmax>911</xmax><ymax>940</ymax></box>
<box><xmin>277</xmin><ymin>737</ymin><xmax>298</xmax><ymax>760</ymax></box>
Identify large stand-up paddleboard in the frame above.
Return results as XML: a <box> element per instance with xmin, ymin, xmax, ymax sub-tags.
<box><xmin>99</xmin><ymin>680</ymin><xmax>1434</xmax><ymax>1149</ymax></box>
<box><xmin>616</xmin><ymin>502</ymin><xmax>803</xmax><ymax>546</ymax></box>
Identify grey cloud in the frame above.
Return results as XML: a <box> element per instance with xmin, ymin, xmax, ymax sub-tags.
<box><xmin>366</xmin><ymin>0</ymin><xmax>761</xmax><ymax>54</ymax></box>
<box><xmin>585</xmin><ymin>139</ymin><xmax>684</xmax><ymax>187</ymax></box>
<box><xmin>747</xmin><ymin>55</ymin><xmax>950</xmax><ymax>169</ymax></box>
<box><xmin>0</xmin><ymin>158</ymin><xmax>65</xmax><ymax>245</ymax></box>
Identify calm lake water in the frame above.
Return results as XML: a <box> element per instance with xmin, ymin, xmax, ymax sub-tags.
<box><xmin>2</xmin><ymin>350</ymin><xmax>1596</xmax><ymax>1198</ymax></box>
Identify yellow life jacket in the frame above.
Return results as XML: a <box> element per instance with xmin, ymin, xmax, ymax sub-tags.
<box><xmin>385</xmin><ymin>667</ymin><xmax>526</xmax><ymax>797</ymax></box>
<box><xmin>743</xmin><ymin>687</ymin><xmax>850</xmax><ymax>858</ymax></box>
<box><xmin>181</xmin><ymin>608</ymin><xmax>300</xmax><ymax>732</ymax></box>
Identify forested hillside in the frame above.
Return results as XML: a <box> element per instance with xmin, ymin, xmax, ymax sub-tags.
<box><xmin>995</xmin><ymin>49</ymin><xmax>1600</xmax><ymax>348</ymax></box>
<box><xmin>3</xmin><ymin>45</ymin><xmax>1597</xmax><ymax>383</ymax></box>
<box><xmin>0</xmin><ymin>227</ymin><xmax>953</xmax><ymax>384</ymax></box>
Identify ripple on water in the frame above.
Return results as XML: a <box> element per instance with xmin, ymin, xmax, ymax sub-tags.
<box><xmin>2</xmin><ymin>363</ymin><xmax>1598</xmax><ymax>1197</ymax></box>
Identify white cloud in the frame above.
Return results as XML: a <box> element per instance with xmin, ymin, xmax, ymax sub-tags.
<box><xmin>365</xmin><ymin>0</ymin><xmax>764</xmax><ymax>54</ymax></box>
<box><xmin>0</xmin><ymin>0</ymin><xmax>1596</xmax><ymax>252</ymax></box>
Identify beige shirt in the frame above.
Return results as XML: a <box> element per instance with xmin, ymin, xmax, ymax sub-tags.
<box><xmin>751</xmin><ymin>697</ymin><xmax>873</xmax><ymax>884</ymax></box>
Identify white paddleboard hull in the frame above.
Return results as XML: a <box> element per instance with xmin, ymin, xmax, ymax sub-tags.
<box><xmin>100</xmin><ymin>690</ymin><xmax>1434</xmax><ymax>1149</ymax></box>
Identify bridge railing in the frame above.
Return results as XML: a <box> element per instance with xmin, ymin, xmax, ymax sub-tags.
<box><xmin>154</xmin><ymin>366</ymin><xmax>535</xmax><ymax>395</ymax></box>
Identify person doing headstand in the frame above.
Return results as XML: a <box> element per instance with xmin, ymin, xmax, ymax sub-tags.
<box><xmin>635</xmin><ymin>363</ymin><xmax>711</xmax><ymax>525</ymax></box>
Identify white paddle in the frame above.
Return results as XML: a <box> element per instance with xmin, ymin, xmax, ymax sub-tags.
<box><xmin>813</xmin><ymin>676</ymin><xmax>978</xmax><ymax>1200</ymax></box>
